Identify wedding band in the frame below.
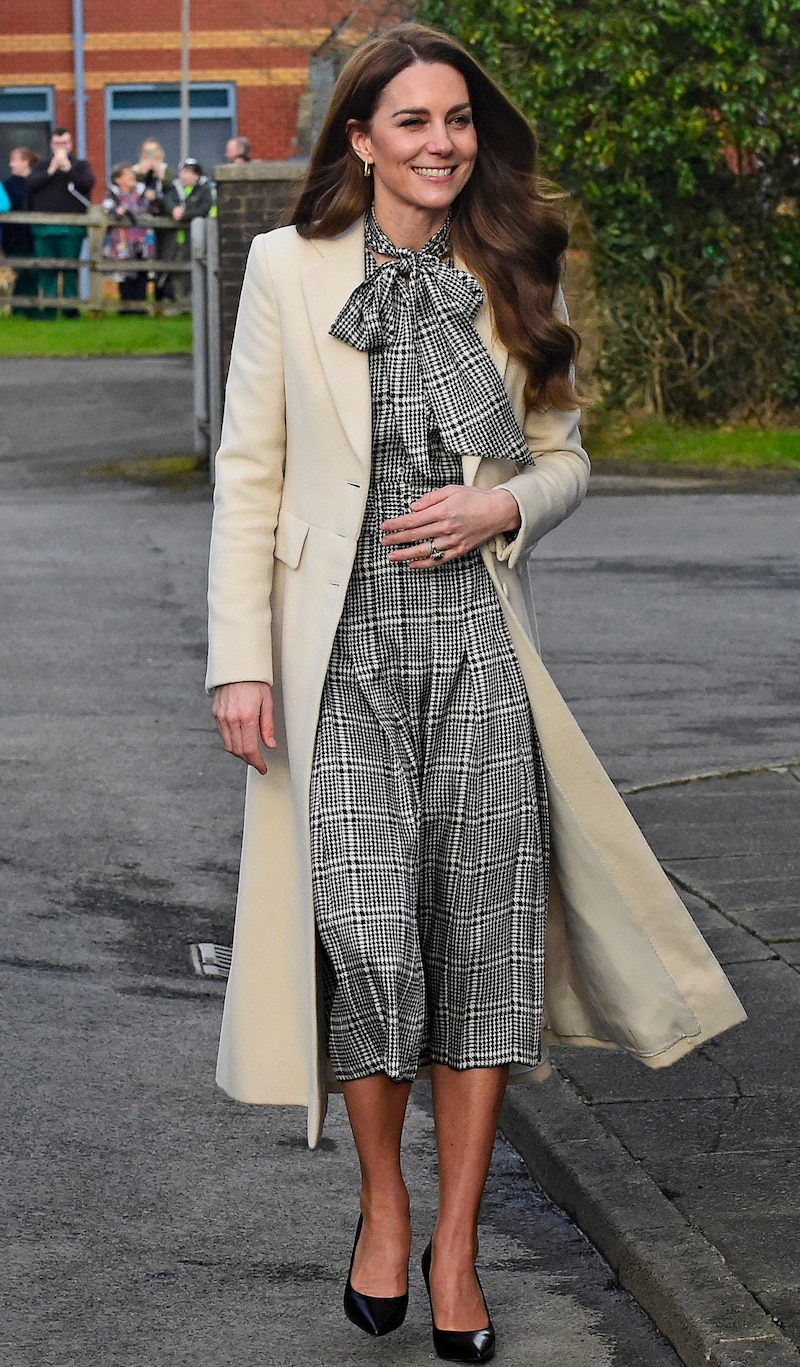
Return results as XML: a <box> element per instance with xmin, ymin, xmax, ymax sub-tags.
<box><xmin>430</xmin><ymin>540</ymin><xmax>445</xmax><ymax>562</ymax></box>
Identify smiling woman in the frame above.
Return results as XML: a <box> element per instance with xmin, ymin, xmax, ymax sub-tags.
<box><xmin>293</xmin><ymin>27</ymin><xmax>577</xmax><ymax>412</ymax></box>
<box><xmin>346</xmin><ymin>64</ymin><xmax>478</xmax><ymax>248</ymax></box>
<box><xmin>206</xmin><ymin>20</ymin><xmax>744</xmax><ymax>1365</ymax></box>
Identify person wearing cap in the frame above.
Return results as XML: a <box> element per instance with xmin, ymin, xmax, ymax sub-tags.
<box><xmin>159</xmin><ymin>158</ymin><xmax>215</xmax><ymax>305</ymax></box>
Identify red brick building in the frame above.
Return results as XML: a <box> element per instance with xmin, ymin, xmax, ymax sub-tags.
<box><xmin>0</xmin><ymin>0</ymin><xmax>405</xmax><ymax>193</ymax></box>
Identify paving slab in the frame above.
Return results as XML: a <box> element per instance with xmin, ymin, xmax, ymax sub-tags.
<box><xmin>666</xmin><ymin>868</ymin><xmax>800</xmax><ymax>911</ymax></box>
<box><xmin>677</xmin><ymin>893</ymin><xmax>776</xmax><ymax>965</ymax></box>
<box><xmin>636</xmin><ymin>819</ymin><xmax>800</xmax><ymax>859</ymax></box>
<box><xmin>595</xmin><ymin>1092</ymin><xmax>800</xmax><ymax>1160</ymax></box>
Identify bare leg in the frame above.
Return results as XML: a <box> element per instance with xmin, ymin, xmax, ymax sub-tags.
<box><xmin>342</xmin><ymin>1073</ymin><xmax>413</xmax><ymax>1296</ymax></box>
<box><xmin>428</xmin><ymin>1063</ymin><xmax>509</xmax><ymax>1330</ymax></box>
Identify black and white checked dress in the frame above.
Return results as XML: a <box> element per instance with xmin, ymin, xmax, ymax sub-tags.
<box><xmin>309</xmin><ymin>212</ymin><xmax>549</xmax><ymax>1083</ymax></box>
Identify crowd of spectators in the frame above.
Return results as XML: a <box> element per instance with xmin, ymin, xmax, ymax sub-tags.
<box><xmin>0</xmin><ymin>126</ymin><xmax>241</xmax><ymax>316</ymax></box>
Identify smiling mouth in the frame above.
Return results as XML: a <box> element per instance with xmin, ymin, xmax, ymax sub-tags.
<box><xmin>411</xmin><ymin>166</ymin><xmax>456</xmax><ymax>179</ymax></box>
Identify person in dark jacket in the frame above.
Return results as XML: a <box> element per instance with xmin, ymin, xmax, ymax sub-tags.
<box><xmin>26</xmin><ymin>127</ymin><xmax>95</xmax><ymax>317</ymax></box>
<box><xmin>159</xmin><ymin>158</ymin><xmax>214</xmax><ymax>306</ymax></box>
<box><xmin>2</xmin><ymin>147</ymin><xmax>40</xmax><ymax>316</ymax></box>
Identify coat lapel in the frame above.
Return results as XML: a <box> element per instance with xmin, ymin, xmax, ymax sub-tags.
<box><xmin>301</xmin><ymin>219</ymin><xmax>372</xmax><ymax>474</ymax></box>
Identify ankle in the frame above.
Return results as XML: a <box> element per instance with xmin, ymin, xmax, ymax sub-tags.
<box><xmin>360</xmin><ymin>1184</ymin><xmax>411</xmax><ymax>1224</ymax></box>
<box><xmin>431</xmin><ymin>1224</ymin><xmax>479</xmax><ymax>1264</ymax></box>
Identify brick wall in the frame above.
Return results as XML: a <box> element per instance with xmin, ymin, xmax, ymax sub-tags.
<box><xmin>2</xmin><ymin>0</ymin><xmax>409</xmax><ymax>180</ymax></box>
<box><xmin>215</xmin><ymin>160</ymin><xmax>308</xmax><ymax>373</ymax></box>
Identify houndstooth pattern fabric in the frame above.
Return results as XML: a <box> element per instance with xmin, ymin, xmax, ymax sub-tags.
<box><xmin>329</xmin><ymin>209</ymin><xmax>534</xmax><ymax>466</ymax></box>
<box><xmin>310</xmin><ymin>220</ymin><xmax>549</xmax><ymax>1083</ymax></box>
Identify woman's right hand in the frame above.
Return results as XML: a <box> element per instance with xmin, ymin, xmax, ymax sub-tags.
<box><xmin>212</xmin><ymin>682</ymin><xmax>276</xmax><ymax>774</ymax></box>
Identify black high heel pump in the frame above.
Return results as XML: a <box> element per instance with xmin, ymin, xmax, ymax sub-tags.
<box><xmin>343</xmin><ymin>1214</ymin><xmax>409</xmax><ymax>1337</ymax></box>
<box><xmin>421</xmin><ymin>1241</ymin><xmax>496</xmax><ymax>1363</ymax></box>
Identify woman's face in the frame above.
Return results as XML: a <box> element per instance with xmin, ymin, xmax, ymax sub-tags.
<box><xmin>9</xmin><ymin>150</ymin><xmax>30</xmax><ymax>176</ymax></box>
<box><xmin>350</xmin><ymin>62</ymin><xmax>478</xmax><ymax>224</ymax></box>
<box><xmin>142</xmin><ymin>143</ymin><xmax>161</xmax><ymax>162</ymax></box>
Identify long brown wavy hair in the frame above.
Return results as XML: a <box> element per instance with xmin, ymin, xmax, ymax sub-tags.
<box><xmin>290</xmin><ymin>23</ymin><xmax>578</xmax><ymax>411</ymax></box>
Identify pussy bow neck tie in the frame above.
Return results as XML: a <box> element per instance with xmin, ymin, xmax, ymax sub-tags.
<box><xmin>329</xmin><ymin>209</ymin><xmax>534</xmax><ymax>467</ymax></box>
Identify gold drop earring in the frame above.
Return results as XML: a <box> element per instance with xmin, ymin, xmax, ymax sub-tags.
<box><xmin>363</xmin><ymin>159</ymin><xmax>372</xmax><ymax>178</ymax></box>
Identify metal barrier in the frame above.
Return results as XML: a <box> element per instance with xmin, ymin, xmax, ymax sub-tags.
<box><xmin>0</xmin><ymin>207</ymin><xmax>192</xmax><ymax>314</ymax></box>
<box><xmin>1</xmin><ymin>208</ymin><xmax>222</xmax><ymax>467</ymax></box>
<box><xmin>190</xmin><ymin>216</ymin><xmax>222</xmax><ymax>459</ymax></box>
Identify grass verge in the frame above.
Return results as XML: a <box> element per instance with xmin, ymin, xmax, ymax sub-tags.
<box><xmin>0</xmin><ymin>312</ymin><xmax>192</xmax><ymax>356</ymax></box>
<box><xmin>586</xmin><ymin>414</ymin><xmax>800</xmax><ymax>473</ymax></box>
<box><xmin>91</xmin><ymin>454</ymin><xmax>206</xmax><ymax>486</ymax></box>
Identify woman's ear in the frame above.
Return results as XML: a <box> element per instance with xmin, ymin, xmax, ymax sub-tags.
<box><xmin>346</xmin><ymin>119</ymin><xmax>371</xmax><ymax>165</ymax></box>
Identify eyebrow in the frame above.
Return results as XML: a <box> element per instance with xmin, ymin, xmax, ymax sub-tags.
<box><xmin>390</xmin><ymin>101</ymin><xmax>472</xmax><ymax>118</ymax></box>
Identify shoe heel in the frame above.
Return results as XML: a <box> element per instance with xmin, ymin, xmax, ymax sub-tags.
<box><xmin>343</xmin><ymin>1214</ymin><xmax>409</xmax><ymax>1337</ymax></box>
<box><xmin>421</xmin><ymin>1240</ymin><xmax>496</xmax><ymax>1363</ymax></box>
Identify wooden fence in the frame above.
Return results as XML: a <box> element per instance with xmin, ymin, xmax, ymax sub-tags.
<box><xmin>0</xmin><ymin>208</ymin><xmax>192</xmax><ymax>314</ymax></box>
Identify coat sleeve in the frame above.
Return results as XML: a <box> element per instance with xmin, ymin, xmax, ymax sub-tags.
<box><xmin>494</xmin><ymin>285</ymin><xmax>590</xmax><ymax>567</ymax></box>
<box><xmin>206</xmin><ymin>234</ymin><xmax>286</xmax><ymax>691</ymax></box>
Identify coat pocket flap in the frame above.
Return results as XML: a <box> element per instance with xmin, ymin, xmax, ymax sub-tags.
<box><xmin>274</xmin><ymin>510</ymin><xmax>310</xmax><ymax>569</ymax></box>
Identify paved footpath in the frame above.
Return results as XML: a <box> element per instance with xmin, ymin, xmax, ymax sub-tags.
<box><xmin>0</xmin><ymin>468</ymin><xmax>679</xmax><ymax>1367</ymax></box>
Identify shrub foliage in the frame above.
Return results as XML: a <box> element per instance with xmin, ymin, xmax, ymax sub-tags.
<box><xmin>417</xmin><ymin>0</ymin><xmax>800</xmax><ymax>420</ymax></box>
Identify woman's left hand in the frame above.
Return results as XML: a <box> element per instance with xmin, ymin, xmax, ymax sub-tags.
<box><xmin>380</xmin><ymin>485</ymin><xmax>521</xmax><ymax>569</ymax></box>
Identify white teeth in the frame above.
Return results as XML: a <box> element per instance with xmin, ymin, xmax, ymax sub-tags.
<box><xmin>412</xmin><ymin>167</ymin><xmax>454</xmax><ymax>178</ymax></box>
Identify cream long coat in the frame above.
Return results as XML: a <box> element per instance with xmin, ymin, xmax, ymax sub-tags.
<box><xmin>206</xmin><ymin>217</ymin><xmax>745</xmax><ymax>1148</ymax></box>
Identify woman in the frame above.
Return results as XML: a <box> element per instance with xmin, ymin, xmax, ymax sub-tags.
<box><xmin>2</xmin><ymin>148</ymin><xmax>40</xmax><ymax>317</ymax></box>
<box><xmin>132</xmin><ymin>139</ymin><xmax>175</xmax><ymax>303</ymax></box>
<box><xmin>102</xmin><ymin>163</ymin><xmax>154</xmax><ymax>307</ymax></box>
<box><xmin>207</xmin><ymin>23</ymin><xmax>744</xmax><ymax>1363</ymax></box>
<box><xmin>132</xmin><ymin>138</ymin><xmax>175</xmax><ymax>207</ymax></box>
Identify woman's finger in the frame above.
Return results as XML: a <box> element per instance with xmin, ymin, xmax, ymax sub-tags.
<box><xmin>387</xmin><ymin>537</ymin><xmax>455</xmax><ymax>565</ymax></box>
<box><xmin>235</xmin><ymin>719</ymin><xmax>268</xmax><ymax>774</ymax></box>
<box><xmin>212</xmin><ymin>682</ymin><xmax>274</xmax><ymax>772</ymax></box>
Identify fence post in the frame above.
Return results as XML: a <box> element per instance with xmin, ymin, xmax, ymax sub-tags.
<box><xmin>191</xmin><ymin>217</ymin><xmax>209</xmax><ymax>457</ymax></box>
<box><xmin>86</xmin><ymin>207</ymin><xmax>105</xmax><ymax>311</ymax></box>
<box><xmin>205</xmin><ymin>216</ymin><xmax>223</xmax><ymax>474</ymax></box>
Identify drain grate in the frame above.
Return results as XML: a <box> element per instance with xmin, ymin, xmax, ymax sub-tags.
<box><xmin>190</xmin><ymin>943</ymin><xmax>232</xmax><ymax>980</ymax></box>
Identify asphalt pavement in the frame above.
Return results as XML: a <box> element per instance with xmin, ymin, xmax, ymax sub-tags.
<box><xmin>0</xmin><ymin>356</ymin><xmax>194</xmax><ymax>482</ymax></box>
<box><xmin>1</xmin><ymin>360</ymin><xmax>798</xmax><ymax>1366</ymax></box>
<box><xmin>0</xmin><ymin>461</ymin><xmax>679</xmax><ymax>1366</ymax></box>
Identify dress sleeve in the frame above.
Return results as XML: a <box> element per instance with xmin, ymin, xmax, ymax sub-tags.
<box><xmin>206</xmin><ymin>235</ymin><xmax>287</xmax><ymax>691</ymax></box>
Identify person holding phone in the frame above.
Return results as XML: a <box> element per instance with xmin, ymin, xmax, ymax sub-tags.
<box><xmin>26</xmin><ymin>127</ymin><xmax>95</xmax><ymax>318</ymax></box>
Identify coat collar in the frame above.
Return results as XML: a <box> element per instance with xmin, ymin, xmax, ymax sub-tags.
<box><xmin>300</xmin><ymin>214</ymin><xmax>509</xmax><ymax>481</ymax></box>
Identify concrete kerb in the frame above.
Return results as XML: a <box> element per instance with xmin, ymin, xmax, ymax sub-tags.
<box><xmin>500</xmin><ymin>1072</ymin><xmax>800</xmax><ymax>1367</ymax></box>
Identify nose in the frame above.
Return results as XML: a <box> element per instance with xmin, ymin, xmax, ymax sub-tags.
<box><xmin>425</xmin><ymin>121</ymin><xmax>454</xmax><ymax>155</ymax></box>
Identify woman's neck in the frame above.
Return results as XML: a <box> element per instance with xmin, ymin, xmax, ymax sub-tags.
<box><xmin>371</xmin><ymin>195</ymin><xmax>449</xmax><ymax>252</ymax></box>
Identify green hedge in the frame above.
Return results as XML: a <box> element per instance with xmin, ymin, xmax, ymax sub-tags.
<box><xmin>418</xmin><ymin>0</ymin><xmax>800</xmax><ymax>421</ymax></box>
